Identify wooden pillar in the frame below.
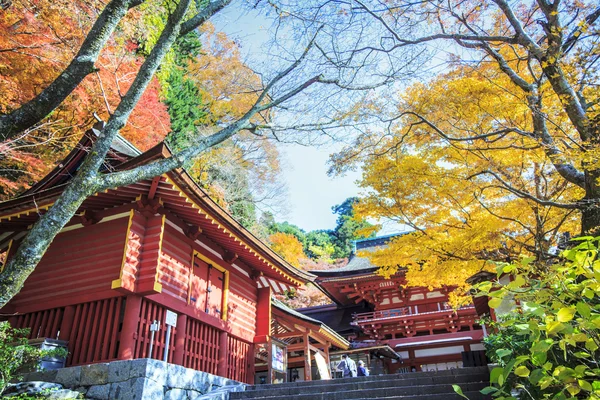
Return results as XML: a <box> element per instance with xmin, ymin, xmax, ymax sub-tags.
<box><xmin>246</xmin><ymin>343</ymin><xmax>256</xmax><ymax>384</ymax></box>
<box><xmin>7</xmin><ymin>315</ymin><xmax>18</xmax><ymax>329</ymax></box>
<box><xmin>58</xmin><ymin>305</ymin><xmax>76</xmax><ymax>341</ymax></box>
<box><xmin>118</xmin><ymin>295</ymin><xmax>142</xmax><ymax>360</ymax></box>
<box><xmin>255</xmin><ymin>286</ymin><xmax>271</xmax><ymax>343</ymax></box>
<box><xmin>217</xmin><ymin>330</ymin><xmax>229</xmax><ymax>378</ymax></box>
<box><xmin>303</xmin><ymin>333</ymin><xmax>312</xmax><ymax>381</ymax></box>
<box><xmin>172</xmin><ymin>314</ymin><xmax>188</xmax><ymax>366</ymax></box>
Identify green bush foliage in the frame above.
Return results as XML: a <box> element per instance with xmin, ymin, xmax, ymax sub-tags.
<box><xmin>0</xmin><ymin>321</ymin><xmax>66</xmax><ymax>396</ymax></box>
<box><xmin>474</xmin><ymin>237</ymin><xmax>600</xmax><ymax>399</ymax></box>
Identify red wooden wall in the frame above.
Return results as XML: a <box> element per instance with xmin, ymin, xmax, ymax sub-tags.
<box><xmin>3</xmin><ymin>204</ymin><xmax>267</xmax><ymax>383</ymax></box>
<box><xmin>9</xmin><ymin>217</ymin><xmax>129</xmax><ymax>311</ymax></box>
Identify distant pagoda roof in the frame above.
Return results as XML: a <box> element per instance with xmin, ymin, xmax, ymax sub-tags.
<box><xmin>309</xmin><ymin>232</ymin><xmax>410</xmax><ymax>278</ymax></box>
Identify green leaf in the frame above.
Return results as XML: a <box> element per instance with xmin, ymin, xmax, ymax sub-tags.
<box><xmin>546</xmin><ymin>321</ymin><xmax>566</xmax><ymax>336</ymax></box>
<box><xmin>566</xmin><ymin>384</ymin><xmax>581</xmax><ymax>396</ymax></box>
<box><xmin>452</xmin><ymin>384</ymin><xmax>469</xmax><ymax>399</ymax></box>
<box><xmin>520</xmin><ymin>256</ymin><xmax>535</xmax><ymax>266</ymax></box>
<box><xmin>557</xmin><ymin>307</ymin><xmax>576</xmax><ymax>322</ymax></box>
<box><xmin>508</xmin><ymin>274</ymin><xmax>526</xmax><ymax>289</ymax></box>
<box><xmin>489</xmin><ymin>297</ymin><xmax>503</xmax><ymax>309</ymax></box>
<box><xmin>576</xmin><ymin>302</ymin><xmax>591</xmax><ymax>318</ymax></box>
<box><xmin>531</xmin><ymin>351</ymin><xmax>548</xmax><ymax>366</ymax></box>
<box><xmin>574</xmin><ymin>365</ymin><xmax>587</xmax><ymax>376</ymax></box>
<box><xmin>496</xmin><ymin>348</ymin><xmax>512</xmax><ymax>359</ymax></box>
<box><xmin>490</xmin><ymin>367</ymin><xmax>503</xmax><ymax>384</ymax></box>
<box><xmin>539</xmin><ymin>376</ymin><xmax>553</xmax><ymax>390</ymax></box>
<box><xmin>502</xmin><ymin>263</ymin><xmax>516</xmax><ymax>274</ymax></box>
<box><xmin>574</xmin><ymin>351</ymin><xmax>591</xmax><ymax>358</ymax></box>
<box><xmin>515</xmin><ymin>366</ymin><xmax>530</xmax><ymax>377</ymax></box>
<box><xmin>480</xmin><ymin>386</ymin><xmax>497</xmax><ymax>395</ymax></box>
<box><xmin>585</xmin><ymin>338</ymin><xmax>598</xmax><ymax>352</ymax></box>
<box><xmin>529</xmin><ymin>369</ymin><xmax>545</xmax><ymax>385</ymax></box>
<box><xmin>579</xmin><ymin>379</ymin><xmax>592</xmax><ymax>391</ymax></box>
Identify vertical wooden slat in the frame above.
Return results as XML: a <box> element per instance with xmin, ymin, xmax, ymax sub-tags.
<box><xmin>86</xmin><ymin>300</ymin><xmax>103</xmax><ymax>362</ymax></box>
<box><xmin>107</xmin><ymin>297</ymin><xmax>122</xmax><ymax>360</ymax></box>
<box><xmin>71</xmin><ymin>303</ymin><xmax>88</xmax><ymax>365</ymax></box>
<box><xmin>40</xmin><ymin>309</ymin><xmax>52</xmax><ymax>338</ymax></box>
<box><xmin>31</xmin><ymin>311</ymin><xmax>43</xmax><ymax>339</ymax></box>
<box><xmin>135</xmin><ymin>298</ymin><xmax>146</xmax><ymax>359</ymax></box>
<box><xmin>49</xmin><ymin>308</ymin><xmax>62</xmax><ymax>339</ymax></box>
<box><xmin>101</xmin><ymin>298</ymin><xmax>115</xmax><ymax>360</ymax></box>
<box><xmin>78</xmin><ymin>302</ymin><xmax>95</xmax><ymax>364</ymax></box>
<box><xmin>67</xmin><ymin>304</ymin><xmax>83</xmax><ymax>366</ymax></box>
<box><xmin>94</xmin><ymin>299</ymin><xmax>109</xmax><ymax>361</ymax></box>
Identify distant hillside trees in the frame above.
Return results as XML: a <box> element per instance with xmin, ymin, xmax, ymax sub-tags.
<box><xmin>264</xmin><ymin>196</ymin><xmax>375</xmax><ymax>265</ymax></box>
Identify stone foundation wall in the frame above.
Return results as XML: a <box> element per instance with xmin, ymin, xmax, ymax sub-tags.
<box><xmin>19</xmin><ymin>359</ymin><xmax>246</xmax><ymax>400</ymax></box>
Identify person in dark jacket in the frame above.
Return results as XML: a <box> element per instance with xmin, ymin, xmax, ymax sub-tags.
<box><xmin>357</xmin><ymin>360</ymin><xmax>369</xmax><ymax>376</ymax></box>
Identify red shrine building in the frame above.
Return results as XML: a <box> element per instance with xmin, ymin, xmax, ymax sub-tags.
<box><xmin>0</xmin><ymin>128</ymin><xmax>487</xmax><ymax>384</ymax></box>
<box><xmin>300</xmin><ymin>235</ymin><xmax>486</xmax><ymax>373</ymax></box>
<box><xmin>0</xmin><ymin>127</ymin><xmax>322</xmax><ymax>384</ymax></box>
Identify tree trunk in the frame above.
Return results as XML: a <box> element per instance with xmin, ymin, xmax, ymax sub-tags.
<box><xmin>581</xmin><ymin>168</ymin><xmax>600</xmax><ymax>235</ymax></box>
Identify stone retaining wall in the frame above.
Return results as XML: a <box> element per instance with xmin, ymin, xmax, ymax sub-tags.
<box><xmin>20</xmin><ymin>359</ymin><xmax>246</xmax><ymax>399</ymax></box>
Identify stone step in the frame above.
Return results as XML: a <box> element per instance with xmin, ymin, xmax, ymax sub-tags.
<box><xmin>231</xmin><ymin>381</ymin><xmax>490</xmax><ymax>400</ymax></box>
<box><xmin>233</xmin><ymin>374</ymin><xmax>488</xmax><ymax>399</ymax></box>
<box><xmin>352</xmin><ymin>391</ymin><xmax>490</xmax><ymax>400</ymax></box>
<box><xmin>244</xmin><ymin>367</ymin><xmax>489</xmax><ymax>391</ymax></box>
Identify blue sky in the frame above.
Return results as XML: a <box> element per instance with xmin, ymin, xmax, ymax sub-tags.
<box><xmin>213</xmin><ymin>5</ymin><xmax>364</xmax><ymax>232</ymax></box>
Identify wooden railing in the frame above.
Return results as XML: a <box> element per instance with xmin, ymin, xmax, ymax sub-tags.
<box><xmin>7</xmin><ymin>296</ymin><xmax>252</xmax><ymax>382</ymax></box>
<box><xmin>182</xmin><ymin>316</ymin><xmax>220</xmax><ymax>374</ymax></box>
<box><xmin>352</xmin><ymin>304</ymin><xmax>476</xmax><ymax>324</ymax></box>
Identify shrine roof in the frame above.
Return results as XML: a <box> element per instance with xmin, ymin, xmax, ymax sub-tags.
<box><xmin>330</xmin><ymin>345</ymin><xmax>402</xmax><ymax>360</ymax></box>
<box><xmin>0</xmin><ymin>126</ymin><xmax>315</xmax><ymax>289</ymax></box>
<box><xmin>297</xmin><ymin>303</ymin><xmax>365</xmax><ymax>336</ymax></box>
<box><xmin>271</xmin><ymin>298</ymin><xmax>349</xmax><ymax>349</ymax></box>
<box><xmin>309</xmin><ymin>233</ymin><xmax>410</xmax><ymax>278</ymax></box>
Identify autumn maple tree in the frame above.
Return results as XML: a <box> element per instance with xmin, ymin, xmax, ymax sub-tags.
<box><xmin>262</xmin><ymin>0</ymin><xmax>600</xmax><ymax>297</ymax></box>
<box><xmin>0</xmin><ymin>0</ymin><xmax>338</xmax><ymax>308</ymax></box>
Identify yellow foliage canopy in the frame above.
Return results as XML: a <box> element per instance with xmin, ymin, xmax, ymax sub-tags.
<box><xmin>341</xmin><ymin>61</ymin><xmax>584</xmax><ymax>301</ymax></box>
<box><xmin>269</xmin><ymin>232</ymin><xmax>306</xmax><ymax>268</ymax></box>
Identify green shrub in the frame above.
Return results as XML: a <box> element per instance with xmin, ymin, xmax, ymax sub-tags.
<box><xmin>0</xmin><ymin>321</ymin><xmax>66</xmax><ymax>396</ymax></box>
<box><xmin>474</xmin><ymin>237</ymin><xmax>600</xmax><ymax>399</ymax></box>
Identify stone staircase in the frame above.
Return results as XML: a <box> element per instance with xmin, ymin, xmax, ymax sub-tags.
<box><xmin>231</xmin><ymin>367</ymin><xmax>491</xmax><ymax>400</ymax></box>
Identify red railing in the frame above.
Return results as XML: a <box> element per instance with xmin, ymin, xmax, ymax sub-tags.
<box><xmin>134</xmin><ymin>299</ymin><xmax>177</xmax><ymax>362</ymax></box>
<box><xmin>12</xmin><ymin>307</ymin><xmax>64</xmax><ymax>340</ymax></box>
<box><xmin>68</xmin><ymin>297</ymin><xmax>124</xmax><ymax>365</ymax></box>
<box><xmin>7</xmin><ymin>296</ymin><xmax>252</xmax><ymax>382</ymax></box>
<box><xmin>226</xmin><ymin>335</ymin><xmax>250</xmax><ymax>382</ymax></box>
<box><xmin>182</xmin><ymin>317</ymin><xmax>220</xmax><ymax>374</ymax></box>
<box><xmin>353</xmin><ymin>304</ymin><xmax>476</xmax><ymax>324</ymax></box>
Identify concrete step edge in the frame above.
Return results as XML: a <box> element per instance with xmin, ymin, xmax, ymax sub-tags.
<box><xmin>231</xmin><ymin>382</ymin><xmax>490</xmax><ymax>400</ymax></box>
<box><xmin>245</xmin><ymin>368</ymin><xmax>490</xmax><ymax>390</ymax></box>
<box><xmin>242</xmin><ymin>376</ymin><xmax>489</xmax><ymax>393</ymax></box>
<box><xmin>236</xmin><ymin>377</ymin><xmax>490</xmax><ymax>397</ymax></box>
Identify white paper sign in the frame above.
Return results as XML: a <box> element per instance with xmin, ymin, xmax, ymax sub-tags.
<box><xmin>314</xmin><ymin>352</ymin><xmax>331</xmax><ymax>380</ymax></box>
<box><xmin>165</xmin><ymin>310</ymin><xmax>178</xmax><ymax>327</ymax></box>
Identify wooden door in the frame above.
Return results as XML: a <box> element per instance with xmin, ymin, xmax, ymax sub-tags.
<box><xmin>207</xmin><ymin>267</ymin><xmax>224</xmax><ymax>318</ymax></box>
<box><xmin>191</xmin><ymin>255</ymin><xmax>209</xmax><ymax>311</ymax></box>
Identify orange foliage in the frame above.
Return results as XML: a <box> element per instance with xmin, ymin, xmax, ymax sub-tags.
<box><xmin>0</xmin><ymin>0</ymin><xmax>171</xmax><ymax>199</ymax></box>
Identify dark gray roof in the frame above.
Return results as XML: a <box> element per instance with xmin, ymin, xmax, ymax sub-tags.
<box><xmin>309</xmin><ymin>233</ymin><xmax>409</xmax><ymax>277</ymax></box>
<box><xmin>271</xmin><ymin>298</ymin><xmax>349</xmax><ymax>347</ymax></box>
<box><xmin>298</xmin><ymin>304</ymin><xmax>366</xmax><ymax>336</ymax></box>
